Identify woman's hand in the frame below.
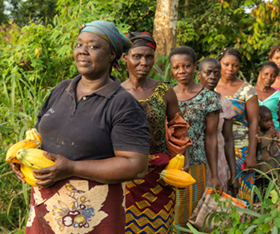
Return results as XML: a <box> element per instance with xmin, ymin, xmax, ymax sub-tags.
<box><xmin>244</xmin><ymin>155</ymin><xmax>257</xmax><ymax>174</ymax></box>
<box><xmin>228</xmin><ymin>177</ymin><xmax>239</xmax><ymax>197</ymax></box>
<box><xmin>211</xmin><ymin>176</ymin><xmax>223</xmax><ymax>194</ymax></box>
<box><xmin>182</xmin><ymin>145</ymin><xmax>190</xmax><ymax>172</ymax></box>
<box><xmin>33</xmin><ymin>152</ymin><xmax>74</xmax><ymax>188</ymax></box>
<box><xmin>9</xmin><ymin>163</ymin><xmax>26</xmax><ymax>183</ymax></box>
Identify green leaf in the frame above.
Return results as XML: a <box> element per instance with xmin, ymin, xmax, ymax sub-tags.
<box><xmin>236</xmin><ymin>207</ymin><xmax>261</xmax><ymax>218</ymax></box>
<box><xmin>272</xmin><ymin>226</ymin><xmax>278</xmax><ymax>234</ymax></box>
<box><xmin>271</xmin><ymin>208</ymin><xmax>278</xmax><ymax>218</ymax></box>
<box><xmin>244</xmin><ymin>225</ymin><xmax>259</xmax><ymax>234</ymax></box>
<box><xmin>271</xmin><ymin>190</ymin><xmax>278</xmax><ymax>204</ymax></box>
<box><xmin>273</xmin><ymin>218</ymin><xmax>280</xmax><ymax>228</ymax></box>
<box><xmin>264</xmin><ymin>216</ymin><xmax>273</xmax><ymax>224</ymax></box>
<box><xmin>257</xmin><ymin>214</ymin><xmax>270</xmax><ymax>224</ymax></box>
<box><xmin>259</xmin><ymin>223</ymin><xmax>271</xmax><ymax>232</ymax></box>
<box><xmin>235</xmin><ymin>229</ymin><xmax>242</xmax><ymax>234</ymax></box>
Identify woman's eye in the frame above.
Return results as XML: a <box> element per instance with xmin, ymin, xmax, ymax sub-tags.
<box><xmin>89</xmin><ymin>45</ymin><xmax>98</xmax><ymax>49</ymax></box>
<box><xmin>76</xmin><ymin>43</ymin><xmax>82</xmax><ymax>48</ymax></box>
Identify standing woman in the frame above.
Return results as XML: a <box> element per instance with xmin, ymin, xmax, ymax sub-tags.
<box><xmin>10</xmin><ymin>21</ymin><xmax>151</xmax><ymax>234</ymax></box>
<box><xmin>269</xmin><ymin>46</ymin><xmax>280</xmax><ymax>90</ymax></box>
<box><xmin>255</xmin><ymin>61</ymin><xmax>280</xmax><ymax>132</ymax></box>
<box><xmin>122</xmin><ymin>32</ymin><xmax>189</xmax><ymax>234</ymax></box>
<box><xmin>169</xmin><ymin>46</ymin><xmax>223</xmax><ymax>229</ymax></box>
<box><xmin>216</xmin><ymin>48</ymin><xmax>258</xmax><ymax>203</ymax></box>
<box><xmin>197</xmin><ymin>58</ymin><xmax>239</xmax><ymax>196</ymax></box>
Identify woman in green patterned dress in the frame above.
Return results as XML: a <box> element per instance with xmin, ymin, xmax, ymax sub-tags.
<box><xmin>169</xmin><ymin>46</ymin><xmax>223</xmax><ymax>231</ymax></box>
<box><xmin>122</xmin><ymin>32</ymin><xmax>187</xmax><ymax>234</ymax></box>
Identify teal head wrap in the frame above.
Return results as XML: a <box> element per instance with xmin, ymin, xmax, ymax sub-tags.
<box><xmin>79</xmin><ymin>20</ymin><xmax>132</xmax><ymax>70</ymax></box>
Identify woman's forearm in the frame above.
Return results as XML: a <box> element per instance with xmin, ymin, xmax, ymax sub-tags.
<box><xmin>247</xmin><ymin>120</ymin><xmax>258</xmax><ymax>159</ymax></box>
<box><xmin>223</xmin><ymin>120</ymin><xmax>237</xmax><ymax>179</ymax></box>
<box><xmin>205</xmin><ymin>134</ymin><xmax>219</xmax><ymax>178</ymax></box>
<box><xmin>34</xmin><ymin>151</ymin><xmax>149</xmax><ymax>186</ymax></box>
<box><xmin>72</xmin><ymin>153</ymin><xmax>148</xmax><ymax>184</ymax></box>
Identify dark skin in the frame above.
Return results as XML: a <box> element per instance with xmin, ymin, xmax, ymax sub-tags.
<box><xmin>121</xmin><ymin>46</ymin><xmax>188</xmax><ymax>171</ymax></box>
<box><xmin>10</xmin><ymin>32</ymin><xmax>149</xmax><ymax>187</ymax></box>
<box><xmin>259</xmin><ymin>112</ymin><xmax>280</xmax><ymax>139</ymax></box>
<box><xmin>255</xmin><ymin>66</ymin><xmax>280</xmax><ymax>124</ymax></box>
<box><xmin>170</xmin><ymin>54</ymin><xmax>223</xmax><ymax>193</ymax></box>
<box><xmin>216</xmin><ymin>54</ymin><xmax>259</xmax><ymax>173</ymax></box>
<box><xmin>197</xmin><ymin>60</ymin><xmax>239</xmax><ymax>197</ymax></box>
<box><xmin>271</xmin><ymin>51</ymin><xmax>280</xmax><ymax>88</ymax></box>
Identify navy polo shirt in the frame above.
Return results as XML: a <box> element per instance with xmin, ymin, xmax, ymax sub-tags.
<box><xmin>35</xmin><ymin>75</ymin><xmax>150</xmax><ymax>161</ymax></box>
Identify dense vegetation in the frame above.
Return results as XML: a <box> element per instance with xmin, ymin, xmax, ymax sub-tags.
<box><xmin>1</xmin><ymin>0</ymin><xmax>280</xmax><ymax>232</ymax></box>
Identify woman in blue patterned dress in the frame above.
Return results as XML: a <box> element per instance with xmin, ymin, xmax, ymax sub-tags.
<box><xmin>216</xmin><ymin>48</ymin><xmax>259</xmax><ymax>203</ymax></box>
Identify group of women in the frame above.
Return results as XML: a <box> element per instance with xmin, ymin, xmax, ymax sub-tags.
<box><xmin>9</xmin><ymin>20</ymin><xmax>280</xmax><ymax>233</ymax></box>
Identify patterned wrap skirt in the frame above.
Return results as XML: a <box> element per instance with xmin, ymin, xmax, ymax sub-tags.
<box><xmin>26</xmin><ymin>177</ymin><xmax>126</xmax><ymax>234</ymax></box>
<box><xmin>235</xmin><ymin>146</ymin><xmax>255</xmax><ymax>203</ymax></box>
<box><xmin>125</xmin><ymin>153</ymin><xmax>175</xmax><ymax>234</ymax></box>
<box><xmin>174</xmin><ymin>164</ymin><xmax>206</xmax><ymax>233</ymax></box>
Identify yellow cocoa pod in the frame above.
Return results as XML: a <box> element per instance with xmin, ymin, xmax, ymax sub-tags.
<box><xmin>165</xmin><ymin>154</ymin><xmax>185</xmax><ymax>170</ymax></box>
<box><xmin>16</xmin><ymin>148</ymin><xmax>54</xmax><ymax>169</ymax></box>
<box><xmin>6</xmin><ymin>139</ymin><xmax>41</xmax><ymax>164</ymax></box>
<box><xmin>25</xmin><ymin>128</ymin><xmax>41</xmax><ymax>144</ymax></box>
<box><xmin>20</xmin><ymin>164</ymin><xmax>39</xmax><ymax>187</ymax></box>
<box><xmin>160</xmin><ymin>169</ymin><xmax>196</xmax><ymax>188</ymax></box>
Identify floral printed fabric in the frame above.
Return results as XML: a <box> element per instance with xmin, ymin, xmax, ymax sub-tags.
<box><xmin>225</xmin><ymin>82</ymin><xmax>257</xmax><ymax>203</ymax></box>
<box><xmin>206</xmin><ymin>95</ymin><xmax>236</xmax><ymax>188</ymax></box>
<box><xmin>26</xmin><ymin>177</ymin><xmax>126</xmax><ymax>234</ymax></box>
<box><xmin>225</xmin><ymin>82</ymin><xmax>257</xmax><ymax>149</ymax></box>
<box><xmin>139</xmin><ymin>82</ymin><xmax>170</xmax><ymax>155</ymax></box>
<box><xmin>179</xmin><ymin>88</ymin><xmax>222</xmax><ymax>165</ymax></box>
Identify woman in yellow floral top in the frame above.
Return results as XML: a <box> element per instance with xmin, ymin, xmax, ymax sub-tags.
<box><xmin>216</xmin><ymin>48</ymin><xmax>259</xmax><ymax>203</ymax></box>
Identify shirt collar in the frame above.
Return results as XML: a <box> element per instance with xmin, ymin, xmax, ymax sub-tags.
<box><xmin>65</xmin><ymin>74</ymin><xmax>121</xmax><ymax>99</ymax></box>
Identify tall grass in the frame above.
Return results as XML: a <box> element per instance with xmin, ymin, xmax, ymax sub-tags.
<box><xmin>0</xmin><ymin>69</ymin><xmax>52</xmax><ymax>232</ymax></box>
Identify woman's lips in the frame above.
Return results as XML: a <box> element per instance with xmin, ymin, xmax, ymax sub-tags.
<box><xmin>78</xmin><ymin>60</ymin><xmax>90</xmax><ymax>66</ymax></box>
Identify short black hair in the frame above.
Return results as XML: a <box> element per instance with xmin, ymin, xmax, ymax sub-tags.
<box><xmin>169</xmin><ymin>46</ymin><xmax>197</xmax><ymax>64</ymax></box>
<box><xmin>259</xmin><ymin>106</ymin><xmax>272</xmax><ymax>118</ymax></box>
<box><xmin>218</xmin><ymin>47</ymin><xmax>242</xmax><ymax>63</ymax></box>
<box><xmin>199</xmin><ymin>58</ymin><xmax>220</xmax><ymax>71</ymax></box>
<box><xmin>261</xmin><ymin>61</ymin><xmax>279</xmax><ymax>75</ymax></box>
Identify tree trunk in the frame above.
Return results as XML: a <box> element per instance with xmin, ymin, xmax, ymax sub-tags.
<box><xmin>153</xmin><ymin>0</ymin><xmax>179</xmax><ymax>69</ymax></box>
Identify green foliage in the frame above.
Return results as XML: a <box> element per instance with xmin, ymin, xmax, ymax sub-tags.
<box><xmin>7</xmin><ymin>0</ymin><xmax>57</xmax><ymax>27</ymax></box>
<box><xmin>209</xmin><ymin>166</ymin><xmax>280</xmax><ymax>234</ymax></box>
<box><xmin>0</xmin><ymin>1</ymin><xmax>9</xmax><ymax>25</ymax></box>
<box><xmin>177</xmin><ymin>0</ymin><xmax>280</xmax><ymax>84</ymax></box>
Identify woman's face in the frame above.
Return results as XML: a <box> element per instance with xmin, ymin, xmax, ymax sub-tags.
<box><xmin>73</xmin><ymin>32</ymin><xmax>115</xmax><ymax>78</ymax></box>
<box><xmin>170</xmin><ymin>54</ymin><xmax>197</xmax><ymax>85</ymax></box>
<box><xmin>198</xmin><ymin>61</ymin><xmax>221</xmax><ymax>91</ymax></box>
<box><xmin>259</xmin><ymin>66</ymin><xmax>278</xmax><ymax>88</ymax></box>
<box><xmin>220</xmin><ymin>54</ymin><xmax>240</xmax><ymax>80</ymax></box>
<box><xmin>271</xmin><ymin>51</ymin><xmax>280</xmax><ymax>69</ymax></box>
<box><xmin>123</xmin><ymin>46</ymin><xmax>155</xmax><ymax>80</ymax></box>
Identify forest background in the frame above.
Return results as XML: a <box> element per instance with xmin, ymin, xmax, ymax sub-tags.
<box><xmin>0</xmin><ymin>0</ymin><xmax>280</xmax><ymax>233</ymax></box>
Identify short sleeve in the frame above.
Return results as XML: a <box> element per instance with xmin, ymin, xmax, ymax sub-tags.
<box><xmin>244</xmin><ymin>83</ymin><xmax>257</xmax><ymax>102</ymax></box>
<box><xmin>111</xmin><ymin>108</ymin><xmax>150</xmax><ymax>154</ymax></box>
<box><xmin>205</xmin><ymin>90</ymin><xmax>222</xmax><ymax>114</ymax></box>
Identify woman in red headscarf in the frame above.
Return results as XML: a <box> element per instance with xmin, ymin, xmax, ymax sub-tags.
<box><xmin>122</xmin><ymin>31</ymin><xmax>191</xmax><ymax>234</ymax></box>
